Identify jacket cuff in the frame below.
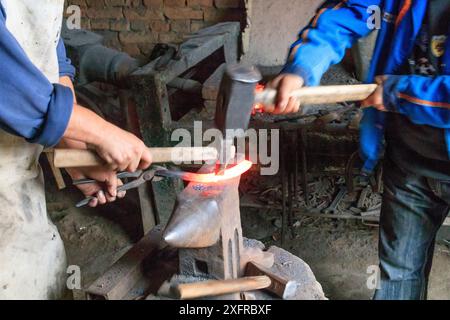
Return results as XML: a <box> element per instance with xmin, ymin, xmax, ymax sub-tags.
<box><xmin>28</xmin><ymin>84</ymin><xmax>74</xmax><ymax>147</ymax></box>
<box><xmin>281</xmin><ymin>63</ymin><xmax>315</xmax><ymax>86</ymax></box>
<box><xmin>59</xmin><ymin>63</ymin><xmax>76</xmax><ymax>81</ymax></box>
<box><xmin>382</xmin><ymin>75</ymin><xmax>401</xmax><ymax>112</ymax></box>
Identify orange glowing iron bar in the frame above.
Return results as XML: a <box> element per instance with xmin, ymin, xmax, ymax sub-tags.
<box><xmin>160</xmin><ymin>160</ymin><xmax>253</xmax><ymax>183</ymax></box>
<box><xmin>252</xmin><ymin>84</ymin><xmax>266</xmax><ymax>115</ymax></box>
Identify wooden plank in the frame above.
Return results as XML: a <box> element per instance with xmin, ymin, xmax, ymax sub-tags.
<box><xmin>45</xmin><ymin>151</ymin><xmax>66</xmax><ymax>190</ymax></box>
<box><xmin>133</xmin><ymin>23</ymin><xmax>240</xmax><ymax>82</ymax></box>
<box><xmin>85</xmin><ymin>226</ymin><xmax>166</xmax><ymax>300</ymax></box>
<box><xmin>138</xmin><ymin>184</ymin><xmax>157</xmax><ymax>234</ymax></box>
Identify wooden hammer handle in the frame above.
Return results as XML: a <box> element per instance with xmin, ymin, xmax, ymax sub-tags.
<box><xmin>255</xmin><ymin>84</ymin><xmax>377</xmax><ymax>108</ymax></box>
<box><xmin>174</xmin><ymin>276</ymin><xmax>272</xmax><ymax>300</ymax></box>
<box><xmin>53</xmin><ymin>147</ymin><xmax>219</xmax><ymax>168</ymax></box>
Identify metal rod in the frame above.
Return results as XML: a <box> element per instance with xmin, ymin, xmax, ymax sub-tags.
<box><xmin>280</xmin><ymin>129</ymin><xmax>288</xmax><ymax>247</ymax></box>
<box><xmin>300</xmin><ymin>129</ymin><xmax>310</xmax><ymax>208</ymax></box>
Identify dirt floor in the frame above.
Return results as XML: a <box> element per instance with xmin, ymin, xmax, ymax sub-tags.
<box><xmin>241</xmin><ymin>207</ymin><xmax>450</xmax><ymax>300</ymax></box>
<box><xmin>44</xmin><ymin>168</ymin><xmax>139</xmax><ymax>291</ymax></box>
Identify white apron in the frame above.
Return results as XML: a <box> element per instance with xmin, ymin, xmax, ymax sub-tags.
<box><xmin>0</xmin><ymin>0</ymin><xmax>67</xmax><ymax>299</ymax></box>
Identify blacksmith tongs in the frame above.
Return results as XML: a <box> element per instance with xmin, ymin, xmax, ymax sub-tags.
<box><xmin>73</xmin><ymin>166</ymin><xmax>168</xmax><ymax>208</ymax></box>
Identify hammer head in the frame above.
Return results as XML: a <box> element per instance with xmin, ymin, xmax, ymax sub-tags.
<box><xmin>215</xmin><ymin>64</ymin><xmax>262</xmax><ymax>137</ymax></box>
<box><xmin>245</xmin><ymin>262</ymin><xmax>298</xmax><ymax>300</ymax></box>
<box><xmin>214</xmin><ymin>64</ymin><xmax>262</xmax><ymax>171</ymax></box>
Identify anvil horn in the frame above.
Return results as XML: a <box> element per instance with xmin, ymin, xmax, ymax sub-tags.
<box><xmin>163</xmin><ymin>198</ymin><xmax>221</xmax><ymax>248</ymax></box>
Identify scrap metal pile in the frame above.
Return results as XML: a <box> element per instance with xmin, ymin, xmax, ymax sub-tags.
<box><xmin>244</xmin><ymin>175</ymin><xmax>383</xmax><ymax>222</ymax></box>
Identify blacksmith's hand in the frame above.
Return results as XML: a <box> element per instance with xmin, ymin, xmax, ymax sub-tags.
<box><xmin>266</xmin><ymin>74</ymin><xmax>304</xmax><ymax>114</ymax></box>
<box><xmin>361</xmin><ymin>76</ymin><xmax>388</xmax><ymax>112</ymax></box>
<box><xmin>67</xmin><ymin>167</ymin><xmax>126</xmax><ymax>208</ymax></box>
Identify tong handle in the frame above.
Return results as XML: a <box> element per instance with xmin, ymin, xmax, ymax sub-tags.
<box><xmin>75</xmin><ymin>178</ymin><xmax>140</xmax><ymax>208</ymax></box>
<box><xmin>73</xmin><ymin>171</ymin><xmax>141</xmax><ymax>186</ymax></box>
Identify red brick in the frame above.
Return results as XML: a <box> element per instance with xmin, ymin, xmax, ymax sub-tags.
<box><xmin>90</xmin><ymin>19</ymin><xmax>110</xmax><ymax>30</ymax></box>
<box><xmin>170</xmin><ymin>19</ymin><xmax>191</xmax><ymax>33</ymax></box>
<box><xmin>119</xmin><ymin>31</ymin><xmax>157</xmax><ymax>44</ymax></box>
<box><xmin>110</xmin><ymin>19</ymin><xmax>130</xmax><ymax>31</ymax></box>
<box><xmin>86</xmin><ymin>0</ymin><xmax>106</xmax><ymax>8</ymax></box>
<box><xmin>164</xmin><ymin>7</ymin><xmax>203</xmax><ymax>20</ymax></box>
<box><xmin>159</xmin><ymin>31</ymin><xmax>183</xmax><ymax>43</ymax></box>
<box><xmin>122</xmin><ymin>43</ymin><xmax>142</xmax><ymax>57</ymax></box>
<box><xmin>149</xmin><ymin>20</ymin><xmax>170</xmax><ymax>32</ymax></box>
<box><xmin>143</xmin><ymin>0</ymin><xmax>163</xmax><ymax>8</ymax></box>
<box><xmin>187</xmin><ymin>0</ymin><xmax>213</xmax><ymax>7</ymax></box>
<box><xmin>130</xmin><ymin>19</ymin><xmax>149</xmax><ymax>31</ymax></box>
<box><xmin>105</xmin><ymin>0</ymin><xmax>127</xmax><ymax>6</ymax></box>
<box><xmin>164</xmin><ymin>0</ymin><xmax>186</xmax><ymax>7</ymax></box>
<box><xmin>190</xmin><ymin>20</ymin><xmax>213</xmax><ymax>32</ymax></box>
<box><xmin>86</xmin><ymin>7</ymin><xmax>124</xmax><ymax>19</ymax></box>
<box><xmin>67</xmin><ymin>0</ymin><xmax>87</xmax><ymax>6</ymax></box>
<box><xmin>124</xmin><ymin>7</ymin><xmax>164</xmax><ymax>20</ymax></box>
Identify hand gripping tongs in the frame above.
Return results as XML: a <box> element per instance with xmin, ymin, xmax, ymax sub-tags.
<box><xmin>74</xmin><ymin>166</ymin><xmax>168</xmax><ymax>208</ymax></box>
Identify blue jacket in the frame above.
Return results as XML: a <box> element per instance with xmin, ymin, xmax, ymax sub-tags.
<box><xmin>0</xmin><ymin>4</ymin><xmax>75</xmax><ymax>147</ymax></box>
<box><xmin>283</xmin><ymin>0</ymin><xmax>450</xmax><ymax>173</ymax></box>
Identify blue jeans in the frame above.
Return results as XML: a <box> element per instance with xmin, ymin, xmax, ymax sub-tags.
<box><xmin>374</xmin><ymin>158</ymin><xmax>450</xmax><ymax>300</ymax></box>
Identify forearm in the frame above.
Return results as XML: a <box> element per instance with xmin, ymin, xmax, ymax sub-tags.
<box><xmin>283</xmin><ymin>0</ymin><xmax>380</xmax><ymax>86</ymax></box>
<box><xmin>58</xmin><ymin>76</ymin><xmax>85</xmax><ymax>150</ymax></box>
<box><xmin>56</xmin><ymin>72</ymin><xmax>152</xmax><ymax>173</ymax></box>
<box><xmin>58</xmin><ymin>76</ymin><xmax>107</xmax><ymax>147</ymax></box>
<box><xmin>63</xmin><ymin>104</ymin><xmax>110</xmax><ymax>146</ymax></box>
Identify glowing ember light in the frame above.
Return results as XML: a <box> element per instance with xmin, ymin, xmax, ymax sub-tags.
<box><xmin>252</xmin><ymin>84</ymin><xmax>266</xmax><ymax>115</ymax></box>
<box><xmin>162</xmin><ymin>160</ymin><xmax>253</xmax><ymax>183</ymax></box>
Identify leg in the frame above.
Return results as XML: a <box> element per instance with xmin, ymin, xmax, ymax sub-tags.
<box><xmin>374</xmin><ymin>159</ymin><xmax>449</xmax><ymax>300</ymax></box>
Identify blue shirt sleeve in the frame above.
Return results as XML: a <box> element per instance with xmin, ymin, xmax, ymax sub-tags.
<box><xmin>57</xmin><ymin>37</ymin><xmax>76</xmax><ymax>80</ymax></box>
<box><xmin>0</xmin><ymin>7</ymin><xmax>74</xmax><ymax>147</ymax></box>
<box><xmin>282</xmin><ymin>0</ymin><xmax>381</xmax><ymax>86</ymax></box>
<box><xmin>383</xmin><ymin>75</ymin><xmax>450</xmax><ymax>128</ymax></box>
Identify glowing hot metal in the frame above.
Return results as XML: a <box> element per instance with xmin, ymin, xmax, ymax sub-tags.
<box><xmin>160</xmin><ymin>160</ymin><xmax>253</xmax><ymax>183</ymax></box>
<box><xmin>252</xmin><ymin>84</ymin><xmax>266</xmax><ymax>115</ymax></box>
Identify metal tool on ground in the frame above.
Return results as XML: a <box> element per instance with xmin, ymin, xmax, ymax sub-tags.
<box><xmin>172</xmin><ymin>276</ymin><xmax>271</xmax><ymax>300</ymax></box>
<box><xmin>245</xmin><ymin>262</ymin><xmax>298</xmax><ymax>300</ymax></box>
<box><xmin>52</xmin><ymin>146</ymin><xmax>221</xmax><ymax>168</ymax></box>
<box><xmin>322</xmin><ymin>186</ymin><xmax>348</xmax><ymax>215</ymax></box>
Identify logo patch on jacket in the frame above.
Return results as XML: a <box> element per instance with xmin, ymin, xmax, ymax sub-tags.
<box><xmin>431</xmin><ymin>35</ymin><xmax>447</xmax><ymax>58</ymax></box>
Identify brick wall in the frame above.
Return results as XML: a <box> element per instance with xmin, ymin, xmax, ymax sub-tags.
<box><xmin>66</xmin><ymin>0</ymin><xmax>245</xmax><ymax>59</ymax></box>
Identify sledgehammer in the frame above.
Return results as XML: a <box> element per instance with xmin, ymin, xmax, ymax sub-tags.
<box><xmin>215</xmin><ymin>64</ymin><xmax>377</xmax><ymax>134</ymax></box>
<box><xmin>171</xmin><ymin>262</ymin><xmax>297</xmax><ymax>300</ymax></box>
